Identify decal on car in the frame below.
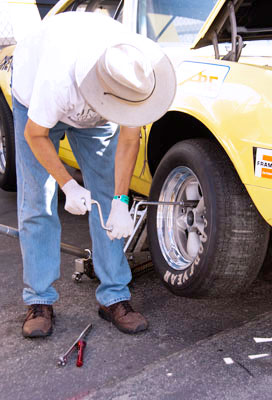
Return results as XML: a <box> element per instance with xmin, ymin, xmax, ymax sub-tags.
<box><xmin>0</xmin><ymin>55</ymin><xmax>13</xmax><ymax>72</ymax></box>
<box><xmin>255</xmin><ymin>147</ymin><xmax>272</xmax><ymax>179</ymax></box>
<box><xmin>177</xmin><ymin>61</ymin><xmax>230</xmax><ymax>98</ymax></box>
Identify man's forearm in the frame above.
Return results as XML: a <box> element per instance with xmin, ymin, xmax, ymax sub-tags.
<box><xmin>114</xmin><ymin>126</ymin><xmax>140</xmax><ymax>196</ymax></box>
<box><xmin>24</xmin><ymin>119</ymin><xmax>72</xmax><ymax>188</ymax></box>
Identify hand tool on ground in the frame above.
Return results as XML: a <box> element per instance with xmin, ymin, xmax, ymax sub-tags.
<box><xmin>76</xmin><ymin>339</ymin><xmax>86</xmax><ymax>367</ymax></box>
<box><xmin>57</xmin><ymin>323</ymin><xmax>92</xmax><ymax>367</ymax></box>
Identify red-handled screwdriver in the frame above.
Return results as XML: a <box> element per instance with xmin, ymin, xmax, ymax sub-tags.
<box><xmin>76</xmin><ymin>340</ymin><xmax>86</xmax><ymax>367</ymax></box>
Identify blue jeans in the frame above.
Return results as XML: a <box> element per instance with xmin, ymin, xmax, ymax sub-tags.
<box><xmin>12</xmin><ymin>96</ymin><xmax>132</xmax><ymax>306</ymax></box>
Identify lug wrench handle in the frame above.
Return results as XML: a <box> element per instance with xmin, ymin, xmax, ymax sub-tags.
<box><xmin>90</xmin><ymin>198</ymin><xmax>198</xmax><ymax>234</ymax></box>
<box><xmin>81</xmin><ymin>198</ymin><xmax>112</xmax><ymax>231</ymax></box>
<box><xmin>91</xmin><ymin>200</ymin><xmax>112</xmax><ymax>232</ymax></box>
<box><xmin>76</xmin><ymin>340</ymin><xmax>86</xmax><ymax>367</ymax></box>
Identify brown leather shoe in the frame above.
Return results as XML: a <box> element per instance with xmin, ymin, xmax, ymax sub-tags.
<box><xmin>98</xmin><ymin>301</ymin><xmax>148</xmax><ymax>334</ymax></box>
<box><xmin>22</xmin><ymin>304</ymin><xmax>54</xmax><ymax>338</ymax></box>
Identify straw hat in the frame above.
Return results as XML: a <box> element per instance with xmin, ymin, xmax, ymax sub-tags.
<box><xmin>75</xmin><ymin>33</ymin><xmax>176</xmax><ymax>126</ymax></box>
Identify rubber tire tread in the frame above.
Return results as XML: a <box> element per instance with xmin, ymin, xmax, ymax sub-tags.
<box><xmin>147</xmin><ymin>138</ymin><xmax>270</xmax><ymax>297</ymax></box>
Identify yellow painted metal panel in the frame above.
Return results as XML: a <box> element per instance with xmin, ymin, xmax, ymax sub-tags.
<box><xmin>0</xmin><ymin>46</ymin><xmax>14</xmax><ymax>109</ymax></box>
<box><xmin>169</xmin><ymin>57</ymin><xmax>272</xmax><ymax>223</ymax></box>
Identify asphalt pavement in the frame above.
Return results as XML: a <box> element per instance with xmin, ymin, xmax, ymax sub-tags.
<box><xmin>1</xmin><ymin>187</ymin><xmax>272</xmax><ymax>400</ymax></box>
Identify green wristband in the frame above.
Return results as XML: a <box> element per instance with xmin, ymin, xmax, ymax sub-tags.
<box><xmin>113</xmin><ymin>195</ymin><xmax>129</xmax><ymax>205</ymax></box>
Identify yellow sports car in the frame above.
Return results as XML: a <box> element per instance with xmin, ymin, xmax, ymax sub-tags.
<box><xmin>1</xmin><ymin>0</ymin><xmax>272</xmax><ymax>297</ymax></box>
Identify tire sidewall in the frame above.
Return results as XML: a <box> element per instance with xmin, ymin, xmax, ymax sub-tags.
<box><xmin>0</xmin><ymin>94</ymin><xmax>16</xmax><ymax>191</ymax></box>
<box><xmin>147</xmin><ymin>140</ymin><xmax>219</xmax><ymax>296</ymax></box>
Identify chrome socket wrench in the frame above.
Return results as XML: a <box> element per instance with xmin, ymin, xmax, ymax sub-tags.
<box><xmin>57</xmin><ymin>323</ymin><xmax>92</xmax><ymax>367</ymax></box>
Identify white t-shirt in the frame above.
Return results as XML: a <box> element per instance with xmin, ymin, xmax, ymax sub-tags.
<box><xmin>12</xmin><ymin>12</ymin><xmax>126</xmax><ymax>129</ymax></box>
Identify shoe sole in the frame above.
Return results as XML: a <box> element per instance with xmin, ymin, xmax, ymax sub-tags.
<box><xmin>98</xmin><ymin>308</ymin><xmax>148</xmax><ymax>334</ymax></box>
<box><xmin>22</xmin><ymin>327</ymin><xmax>53</xmax><ymax>338</ymax></box>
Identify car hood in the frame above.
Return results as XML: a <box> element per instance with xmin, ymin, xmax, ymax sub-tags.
<box><xmin>192</xmin><ymin>0</ymin><xmax>272</xmax><ymax>49</ymax></box>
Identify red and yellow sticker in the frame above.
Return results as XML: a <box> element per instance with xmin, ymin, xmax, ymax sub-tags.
<box><xmin>255</xmin><ymin>148</ymin><xmax>272</xmax><ymax>179</ymax></box>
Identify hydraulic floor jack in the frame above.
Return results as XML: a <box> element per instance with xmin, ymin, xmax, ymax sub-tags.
<box><xmin>0</xmin><ymin>197</ymin><xmax>197</xmax><ymax>281</ymax></box>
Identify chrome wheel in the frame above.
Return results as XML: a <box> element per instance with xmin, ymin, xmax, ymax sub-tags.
<box><xmin>157</xmin><ymin>166</ymin><xmax>206</xmax><ymax>271</ymax></box>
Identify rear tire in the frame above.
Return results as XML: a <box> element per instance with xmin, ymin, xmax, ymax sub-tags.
<box><xmin>147</xmin><ymin>138</ymin><xmax>269</xmax><ymax>297</ymax></box>
<box><xmin>0</xmin><ymin>93</ymin><xmax>16</xmax><ymax>191</ymax></box>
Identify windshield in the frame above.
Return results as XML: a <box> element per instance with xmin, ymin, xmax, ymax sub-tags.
<box><xmin>137</xmin><ymin>0</ymin><xmax>217</xmax><ymax>46</ymax></box>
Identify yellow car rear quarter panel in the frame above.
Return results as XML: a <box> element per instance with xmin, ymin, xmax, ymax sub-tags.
<box><xmin>172</xmin><ymin>57</ymin><xmax>272</xmax><ymax>224</ymax></box>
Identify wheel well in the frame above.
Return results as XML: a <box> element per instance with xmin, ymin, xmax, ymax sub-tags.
<box><xmin>147</xmin><ymin>111</ymin><xmax>216</xmax><ymax>176</ymax></box>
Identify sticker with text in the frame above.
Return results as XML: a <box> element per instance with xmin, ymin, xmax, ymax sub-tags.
<box><xmin>177</xmin><ymin>61</ymin><xmax>230</xmax><ymax>98</ymax></box>
<box><xmin>255</xmin><ymin>148</ymin><xmax>272</xmax><ymax>179</ymax></box>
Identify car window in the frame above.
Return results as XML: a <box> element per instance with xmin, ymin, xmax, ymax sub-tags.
<box><xmin>36</xmin><ymin>0</ymin><xmax>59</xmax><ymax>19</ymax></box>
<box><xmin>137</xmin><ymin>0</ymin><xmax>217</xmax><ymax>46</ymax></box>
<box><xmin>65</xmin><ymin>0</ymin><xmax>122</xmax><ymax>20</ymax></box>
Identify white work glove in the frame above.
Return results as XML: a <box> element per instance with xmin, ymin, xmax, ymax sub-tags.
<box><xmin>62</xmin><ymin>179</ymin><xmax>92</xmax><ymax>215</ymax></box>
<box><xmin>106</xmin><ymin>198</ymin><xmax>134</xmax><ymax>240</ymax></box>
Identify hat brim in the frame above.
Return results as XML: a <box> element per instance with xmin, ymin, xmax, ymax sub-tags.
<box><xmin>75</xmin><ymin>34</ymin><xmax>176</xmax><ymax>127</ymax></box>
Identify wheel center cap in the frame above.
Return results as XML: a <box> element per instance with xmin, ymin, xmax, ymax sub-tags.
<box><xmin>187</xmin><ymin>210</ymin><xmax>194</xmax><ymax>226</ymax></box>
